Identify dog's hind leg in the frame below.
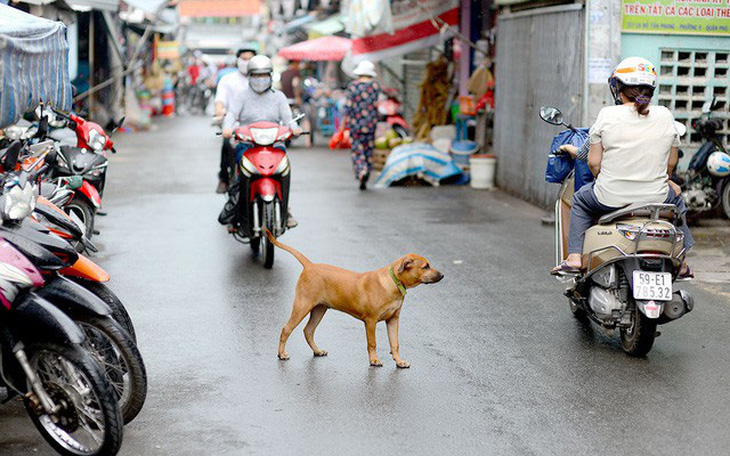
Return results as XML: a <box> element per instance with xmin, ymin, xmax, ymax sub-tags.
<box><xmin>303</xmin><ymin>304</ymin><xmax>328</xmax><ymax>357</ymax></box>
<box><xmin>278</xmin><ymin>293</ymin><xmax>312</xmax><ymax>360</ymax></box>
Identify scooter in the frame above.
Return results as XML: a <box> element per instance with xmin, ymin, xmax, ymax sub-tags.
<box><xmin>0</xmin><ymin>144</ymin><xmax>146</xmax><ymax>423</ymax></box>
<box><xmin>671</xmin><ymin>97</ymin><xmax>730</xmax><ymax>219</ymax></box>
<box><xmin>540</xmin><ymin>106</ymin><xmax>694</xmax><ymax>356</ymax></box>
<box><xmin>378</xmin><ymin>87</ymin><xmax>410</xmax><ymax>138</ymax></box>
<box><xmin>0</xmin><ymin>222</ymin><xmax>124</xmax><ymax>456</ymax></box>
<box><xmin>229</xmin><ymin>120</ymin><xmax>300</xmax><ymax>269</ymax></box>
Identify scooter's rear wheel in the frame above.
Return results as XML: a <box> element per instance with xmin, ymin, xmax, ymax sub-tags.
<box><xmin>721</xmin><ymin>179</ymin><xmax>730</xmax><ymax>219</ymax></box>
<box><xmin>568</xmin><ymin>298</ymin><xmax>588</xmax><ymax>321</ymax></box>
<box><xmin>620</xmin><ymin>302</ymin><xmax>657</xmax><ymax>357</ymax></box>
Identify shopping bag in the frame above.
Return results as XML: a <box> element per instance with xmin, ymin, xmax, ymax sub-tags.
<box><xmin>545</xmin><ymin>128</ymin><xmax>592</xmax><ymax>190</ymax></box>
<box><xmin>329</xmin><ymin>127</ymin><xmax>351</xmax><ymax>149</ymax></box>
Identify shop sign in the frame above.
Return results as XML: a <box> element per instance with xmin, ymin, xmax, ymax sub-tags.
<box><xmin>622</xmin><ymin>0</ymin><xmax>730</xmax><ymax>36</ymax></box>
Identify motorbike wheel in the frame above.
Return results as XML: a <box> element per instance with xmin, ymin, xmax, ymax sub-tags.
<box><xmin>721</xmin><ymin>179</ymin><xmax>730</xmax><ymax>219</ymax></box>
<box><xmin>24</xmin><ymin>343</ymin><xmax>123</xmax><ymax>456</ymax></box>
<box><xmin>69</xmin><ymin>278</ymin><xmax>137</xmax><ymax>343</ymax></box>
<box><xmin>619</xmin><ymin>303</ymin><xmax>657</xmax><ymax>357</ymax></box>
<box><xmin>260</xmin><ymin>202</ymin><xmax>275</xmax><ymax>269</ymax></box>
<box><xmin>393</xmin><ymin>125</ymin><xmax>410</xmax><ymax>139</ymax></box>
<box><xmin>568</xmin><ymin>299</ymin><xmax>588</xmax><ymax>321</ymax></box>
<box><xmin>75</xmin><ymin>315</ymin><xmax>147</xmax><ymax>424</ymax></box>
<box><xmin>66</xmin><ymin>199</ymin><xmax>95</xmax><ymax>240</ymax></box>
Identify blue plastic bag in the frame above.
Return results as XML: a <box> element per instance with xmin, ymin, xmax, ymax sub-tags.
<box><xmin>545</xmin><ymin>128</ymin><xmax>593</xmax><ymax>190</ymax></box>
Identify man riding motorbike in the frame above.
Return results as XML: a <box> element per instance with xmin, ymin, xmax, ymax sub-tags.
<box><xmin>214</xmin><ymin>48</ymin><xmax>256</xmax><ymax>194</ymax></box>
<box><xmin>221</xmin><ymin>55</ymin><xmax>301</xmax><ymax>232</ymax></box>
<box><xmin>551</xmin><ymin>57</ymin><xmax>694</xmax><ymax>278</ymax></box>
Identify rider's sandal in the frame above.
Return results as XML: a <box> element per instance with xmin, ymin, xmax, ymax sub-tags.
<box><xmin>677</xmin><ymin>266</ymin><xmax>694</xmax><ymax>281</ymax></box>
<box><xmin>551</xmin><ymin>261</ymin><xmax>581</xmax><ymax>276</ymax></box>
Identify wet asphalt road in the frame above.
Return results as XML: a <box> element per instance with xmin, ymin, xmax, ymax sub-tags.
<box><xmin>2</xmin><ymin>115</ymin><xmax>730</xmax><ymax>455</ymax></box>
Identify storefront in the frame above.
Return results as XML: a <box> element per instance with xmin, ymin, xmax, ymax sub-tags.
<box><xmin>621</xmin><ymin>0</ymin><xmax>730</xmax><ymax>156</ymax></box>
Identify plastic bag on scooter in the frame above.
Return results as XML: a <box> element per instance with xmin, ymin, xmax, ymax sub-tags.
<box><xmin>545</xmin><ymin>128</ymin><xmax>592</xmax><ymax>190</ymax></box>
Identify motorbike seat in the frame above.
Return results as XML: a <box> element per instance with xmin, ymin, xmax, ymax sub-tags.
<box><xmin>598</xmin><ymin>203</ymin><xmax>680</xmax><ymax>225</ymax></box>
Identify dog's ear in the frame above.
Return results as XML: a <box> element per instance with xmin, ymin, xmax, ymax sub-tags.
<box><xmin>398</xmin><ymin>258</ymin><xmax>413</xmax><ymax>274</ymax></box>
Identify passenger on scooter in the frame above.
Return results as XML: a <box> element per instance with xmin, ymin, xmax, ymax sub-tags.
<box><xmin>221</xmin><ymin>55</ymin><xmax>301</xmax><ymax>231</ymax></box>
<box><xmin>214</xmin><ymin>48</ymin><xmax>256</xmax><ymax>194</ymax></box>
<box><xmin>552</xmin><ymin>57</ymin><xmax>694</xmax><ymax>277</ymax></box>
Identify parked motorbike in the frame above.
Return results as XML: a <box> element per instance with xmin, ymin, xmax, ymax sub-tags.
<box><xmin>0</xmin><ymin>204</ymin><xmax>123</xmax><ymax>456</ymax></box>
<box><xmin>540</xmin><ymin>106</ymin><xmax>694</xmax><ymax>356</ymax></box>
<box><xmin>378</xmin><ymin>87</ymin><xmax>410</xmax><ymax>138</ymax></box>
<box><xmin>0</xmin><ymin>143</ymin><xmax>146</xmax><ymax>424</ymax></box>
<box><xmin>671</xmin><ymin>97</ymin><xmax>730</xmax><ymax>219</ymax></box>
<box><xmin>44</xmin><ymin>106</ymin><xmax>122</xmax><ymax>238</ymax></box>
<box><xmin>229</xmin><ymin>120</ymin><xmax>300</xmax><ymax>268</ymax></box>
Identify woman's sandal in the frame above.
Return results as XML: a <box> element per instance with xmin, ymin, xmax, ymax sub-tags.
<box><xmin>677</xmin><ymin>265</ymin><xmax>694</xmax><ymax>281</ymax></box>
<box><xmin>551</xmin><ymin>261</ymin><xmax>582</xmax><ymax>276</ymax></box>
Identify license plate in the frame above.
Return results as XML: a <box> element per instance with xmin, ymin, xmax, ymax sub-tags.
<box><xmin>632</xmin><ymin>271</ymin><xmax>672</xmax><ymax>301</ymax></box>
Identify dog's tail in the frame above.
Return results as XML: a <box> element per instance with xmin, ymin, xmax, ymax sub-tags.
<box><xmin>265</xmin><ymin>229</ymin><xmax>311</xmax><ymax>267</ymax></box>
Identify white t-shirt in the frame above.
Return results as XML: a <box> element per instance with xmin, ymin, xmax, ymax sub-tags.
<box><xmin>215</xmin><ymin>71</ymin><xmax>248</xmax><ymax>110</ymax></box>
<box><xmin>589</xmin><ymin>104</ymin><xmax>680</xmax><ymax>207</ymax></box>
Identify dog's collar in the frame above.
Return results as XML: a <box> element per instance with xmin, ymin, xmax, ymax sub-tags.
<box><xmin>389</xmin><ymin>266</ymin><xmax>407</xmax><ymax>297</ymax></box>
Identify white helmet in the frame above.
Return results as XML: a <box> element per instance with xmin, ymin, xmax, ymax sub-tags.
<box><xmin>608</xmin><ymin>57</ymin><xmax>657</xmax><ymax>105</ymax></box>
<box><xmin>247</xmin><ymin>55</ymin><xmax>273</xmax><ymax>76</ymax></box>
<box><xmin>707</xmin><ymin>151</ymin><xmax>730</xmax><ymax>177</ymax></box>
<box><xmin>247</xmin><ymin>55</ymin><xmax>274</xmax><ymax>94</ymax></box>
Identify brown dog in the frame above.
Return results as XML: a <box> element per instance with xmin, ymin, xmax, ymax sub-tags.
<box><xmin>266</xmin><ymin>230</ymin><xmax>443</xmax><ymax>368</ymax></box>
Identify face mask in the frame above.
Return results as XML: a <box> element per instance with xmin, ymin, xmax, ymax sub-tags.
<box><xmin>250</xmin><ymin>75</ymin><xmax>272</xmax><ymax>94</ymax></box>
<box><xmin>237</xmin><ymin>59</ymin><xmax>249</xmax><ymax>75</ymax></box>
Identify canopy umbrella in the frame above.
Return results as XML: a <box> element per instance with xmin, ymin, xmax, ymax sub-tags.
<box><xmin>0</xmin><ymin>5</ymin><xmax>71</xmax><ymax>128</ymax></box>
<box><xmin>277</xmin><ymin>36</ymin><xmax>352</xmax><ymax>62</ymax></box>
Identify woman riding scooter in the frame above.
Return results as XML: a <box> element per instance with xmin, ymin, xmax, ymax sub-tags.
<box><xmin>552</xmin><ymin>57</ymin><xmax>694</xmax><ymax>278</ymax></box>
<box><xmin>221</xmin><ymin>55</ymin><xmax>301</xmax><ymax>233</ymax></box>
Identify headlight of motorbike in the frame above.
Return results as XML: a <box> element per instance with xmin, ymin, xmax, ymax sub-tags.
<box><xmin>617</xmin><ymin>223</ymin><xmax>640</xmax><ymax>241</ymax></box>
<box><xmin>249</xmin><ymin>127</ymin><xmax>278</xmax><ymax>146</ymax></box>
<box><xmin>275</xmin><ymin>155</ymin><xmax>290</xmax><ymax>176</ymax></box>
<box><xmin>88</xmin><ymin>129</ymin><xmax>107</xmax><ymax>152</ymax></box>
<box><xmin>0</xmin><ymin>182</ymin><xmax>38</xmax><ymax>222</ymax></box>
<box><xmin>240</xmin><ymin>156</ymin><xmax>259</xmax><ymax>177</ymax></box>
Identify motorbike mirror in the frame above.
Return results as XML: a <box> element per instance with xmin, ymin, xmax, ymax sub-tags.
<box><xmin>291</xmin><ymin>112</ymin><xmax>306</xmax><ymax>123</ymax></box>
<box><xmin>539</xmin><ymin>106</ymin><xmax>564</xmax><ymax>126</ymax></box>
<box><xmin>35</xmin><ymin>116</ymin><xmax>49</xmax><ymax>139</ymax></box>
<box><xmin>2</xmin><ymin>141</ymin><xmax>21</xmax><ymax>170</ymax></box>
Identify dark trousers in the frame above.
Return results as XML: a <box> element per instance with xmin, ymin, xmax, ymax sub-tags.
<box><xmin>219</xmin><ymin>138</ymin><xmax>234</xmax><ymax>184</ymax></box>
<box><xmin>568</xmin><ymin>183</ymin><xmax>694</xmax><ymax>254</ymax></box>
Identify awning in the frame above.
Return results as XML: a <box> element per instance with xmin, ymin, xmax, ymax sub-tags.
<box><xmin>305</xmin><ymin>15</ymin><xmax>346</xmax><ymax>39</ymax></box>
<box><xmin>277</xmin><ymin>36</ymin><xmax>351</xmax><ymax>61</ymax></box>
<box><xmin>0</xmin><ymin>4</ymin><xmax>71</xmax><ymax>128</ymax></box>
<box><xmin>351</xmin><ymin>0</ymin><xmax>459</xmax><ymax>63</ymax></box>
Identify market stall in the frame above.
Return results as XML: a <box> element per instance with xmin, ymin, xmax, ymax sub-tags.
<box><xmin>0</xmin><ymin>4</ymin><xmax>71</xmax><ymax>128</ymax></box>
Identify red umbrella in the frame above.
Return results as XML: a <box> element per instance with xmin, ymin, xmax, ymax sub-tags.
<box><xmin>278</xmin><ymin>36</ymin><xmax>352</xmax><ymax>61</ymax></box>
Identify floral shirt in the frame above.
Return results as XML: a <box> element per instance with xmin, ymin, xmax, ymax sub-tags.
<box><xmin>344</xmin><ymin>80</ymin><xmax>381</xmax><ymax>134</ymax></box>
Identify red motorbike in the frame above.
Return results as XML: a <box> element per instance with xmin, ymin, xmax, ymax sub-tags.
<box><xmin>46</xmin><ymin>107</ymin><xmax>122</xmax><ymax>237</ymax></box>
<box><xmin>231</xmin><ymin>121</ymin><xmax>295</xmax><ymax>268</ymax></box>
<box><xmin>378</xmin><ymin>87</ymin><xmax>410</xmax><ymax>138</ymax></box>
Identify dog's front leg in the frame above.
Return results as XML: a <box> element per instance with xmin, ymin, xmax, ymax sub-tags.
<box><xmin>364</xmin><ymin>319</ymin><xmax>381</xmax><ymax>366</ymax></box>
<box><xmin>387</xmin><ymin>315</ymin><xmax>410</xmax><ymax>368</ymax></box>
